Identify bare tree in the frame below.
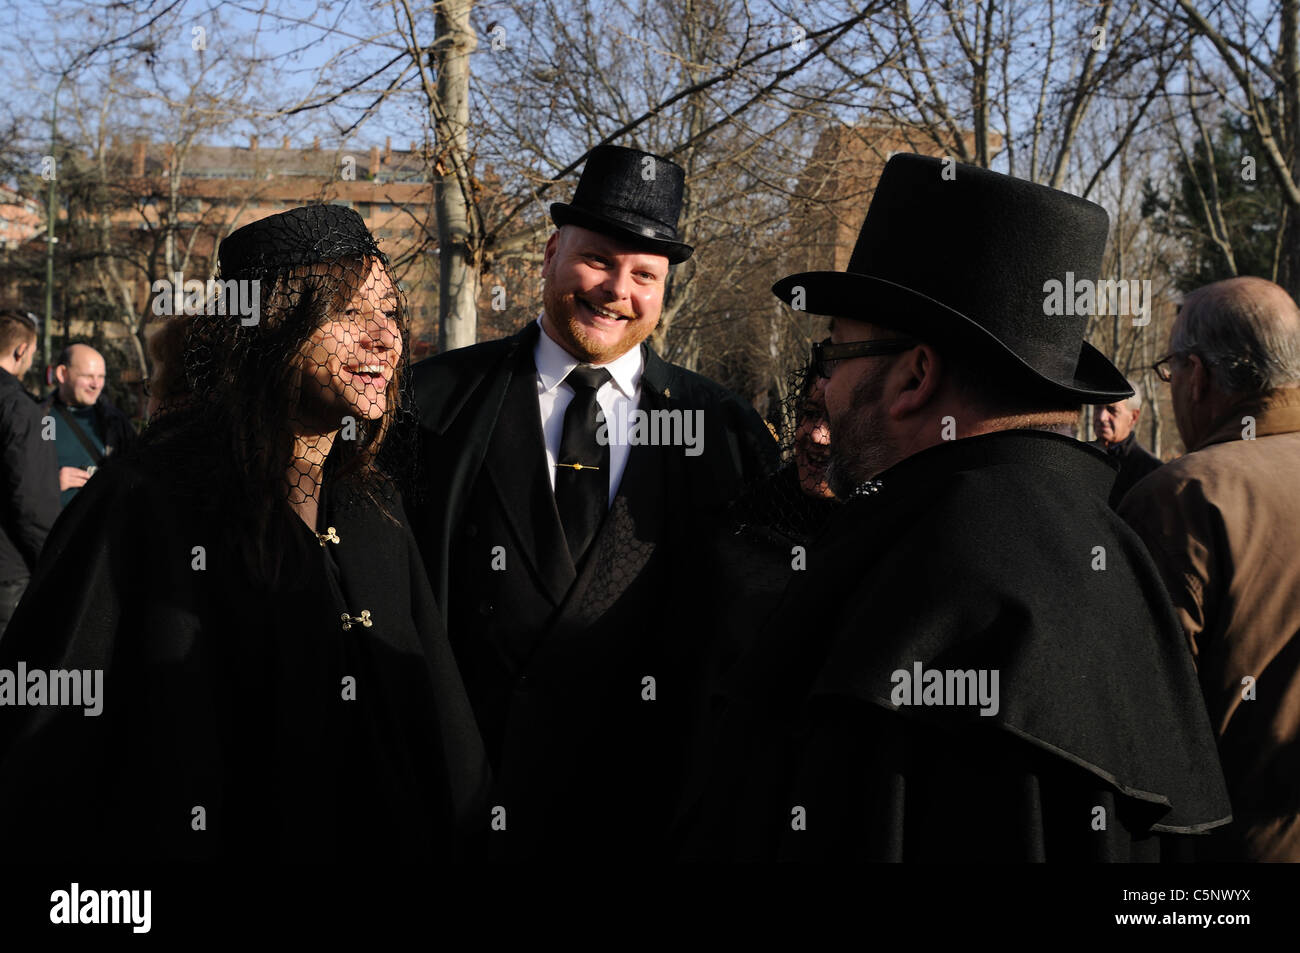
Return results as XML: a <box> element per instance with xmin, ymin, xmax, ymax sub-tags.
<box><xmin>1169</xmin><ymin>0</ymin><xmax>1300</xmax><ymax>295</ymax></box>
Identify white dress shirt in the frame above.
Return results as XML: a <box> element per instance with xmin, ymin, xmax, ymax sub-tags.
<box><xmin>534</xmin><ymin>317</ymin><xmax>643</xmax><ymax>507</ymax></box>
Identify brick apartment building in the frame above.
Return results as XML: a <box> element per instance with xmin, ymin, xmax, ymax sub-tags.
<box><xmin>1</xmin><ymin>135</ymin><xmax>442</xmax><ymax>372</ymax></box>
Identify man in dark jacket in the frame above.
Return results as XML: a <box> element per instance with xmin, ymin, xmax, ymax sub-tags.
<box><xmin>40</xmin><ymin>343</ymin><xmax>136</xmax><ymax>508</ymax></box>
<box><xmin>408</xmin><ymin>145</ymin><xmax>775</xmax><ymax>860</ymax></box>
<box><xmin>0</xmin><ymin>310</ymin><xmax>59</xmax><ymax>632</ymax></box>
<box><xmin>680</xmin><ymin>155</ymin><xmax>1231</xmax><ymax>861</ymax></box>
<box><xmin>1090</xmin><ymin>378</ymin><xmax>1161</xmax><ymax>506</ymax></box>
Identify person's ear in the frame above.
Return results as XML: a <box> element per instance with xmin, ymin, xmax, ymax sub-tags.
<box><xmin>54</xmin><ymin>364</ymin><xmax>68</xmax><ymax>385</ymax></box>
<box><xmin>887</xmin><ymin>343</ymin><xmax>941</xmax><ymax>421</ymax></box>
<box><xmin>541</xmin><ymin>230</ymin><xmax>561</xmax><ymax>275</ymax></box>
<box><xmin>1131</xmin><ymin>406</ymin><xmax>1141</xmax><ymax>425</ymax></box>
<box><xmin>14</xmin><ymin>339</ymin><xmax>30</xmax><ymax>362</ymax></box>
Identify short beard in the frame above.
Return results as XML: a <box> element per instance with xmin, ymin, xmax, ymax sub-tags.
<box><xmin>542</xmin><ymin>282</ymin><xmax>653</xmax><ymax>364</ymax></box>
<box><xmin>826</xmin><ymin>367</ymin><xmax>898</xmax><ymax>497</ymax></box>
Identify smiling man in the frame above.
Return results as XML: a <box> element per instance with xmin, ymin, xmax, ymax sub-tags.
<box><xmin>407</xmin><ymin>144</ymin><xmax>774</xmax><ymax>861</ymax></box>
<box><xmin>40</xmin><ymin>343</ymin><xmax>136</xmax><ymax>508</ymax></box>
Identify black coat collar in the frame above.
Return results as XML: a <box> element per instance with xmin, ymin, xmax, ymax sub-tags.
<box><xmin>482</xmin><ymin>340</ymin><xmax>577</xmax><ymax>604</ymax></box>
<box><xmin>414</xmin><ymin>321</ymin><xmax>679</xmax><ymax>435</ymax></box>
<box><xmin>867</xmin><ymin>429</ymin><xmax>1115</xmax><ymax>503</ymax></box>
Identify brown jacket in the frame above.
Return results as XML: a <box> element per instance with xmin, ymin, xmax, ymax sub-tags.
<box><xmin>1119</xmin><ymin>387</ymin><xmax>1300</xmax><ymax>860</ymax></box>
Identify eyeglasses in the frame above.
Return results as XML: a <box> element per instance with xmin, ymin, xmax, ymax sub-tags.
<box><xmin>1151</xmin><ymin>351</ymin><xmax>1190</xmax><ymax>382</ymax></box>
<box><xmin>811</xmin><ymin>336</ymin><xmax>917</xmax><ymax>379</ymax></box>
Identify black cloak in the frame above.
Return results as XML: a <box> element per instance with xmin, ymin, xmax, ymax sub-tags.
<box><xmin>679</xmin><ymin>430</ymin><xmax>1232</xmax><ymax>861</ymax></box>
<box><xmin>0</xmin><ymin>429</ymin><xmax>489</xmax><ymax>862</ymax></box>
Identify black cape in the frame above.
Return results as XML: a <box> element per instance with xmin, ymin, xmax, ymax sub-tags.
<box><xmin>0</xmin><ymin>427</ymin><xmax>489</xmax><ymax>862</ymax></box>
<box><xmin>679</xmin><ymin>430</ymin><xmax>1232</xmax><ymax>861</ymax></box>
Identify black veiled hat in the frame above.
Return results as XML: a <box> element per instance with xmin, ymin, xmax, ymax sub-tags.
<box><xmin>772</xmin><ymin>154</ymin><xmax>1132</xmax><ymax>402</ymax></box>
<box><xmin>550</xmin><ymin>144</ymin><xmax>693</xmax><ymax>263</ymax></box>
<box><xmin>217</xmin><ymin>204</ymin><xmax>386</xmax><ymax>280</ymax></box>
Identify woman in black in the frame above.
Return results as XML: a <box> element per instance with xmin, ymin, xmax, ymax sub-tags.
<box><xmin>0</xmin><ymin>205</ymin><xmax>487</xmax><ymax>861</ymax></box>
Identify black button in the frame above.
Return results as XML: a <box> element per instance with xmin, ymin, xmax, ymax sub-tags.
<box><xmin>478</xmin><ymin>600</ymin><xmax>494</xmax><ymax>616</ymax></box>
<box><xmin>517</xmin><ymin>674</ymin><xmax>530</xmax><ymax>689</ymax></box>
<box><xmin>465</xmin><ymin>523</ymin><xmax>478</xmax><ymax>538</ymax></box>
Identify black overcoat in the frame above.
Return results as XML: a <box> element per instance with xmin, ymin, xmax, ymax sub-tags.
<box><xmin>0</xmin><ymin>368</ymin><xmax>59</xmax><ymax>582</ymax></box>
<box><xmin>0</xmin><ymin>430</ymin><xmax>489</xmax><ymax>862</ymax></box>
<box><xmin>408</xmin><ymin>322</ymin><xmax>776</xmax><ymax>859</ymax></box>
<box><xmin>679</xmin><ymin>430</ymin><xmax>1233</xmax><ymax>861</ymax></box>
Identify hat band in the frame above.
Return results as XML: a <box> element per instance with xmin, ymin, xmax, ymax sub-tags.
<box><xmin>578</xmin><ymin>201</ymin><xmax>678</xmax><ymax>240</ymax></box>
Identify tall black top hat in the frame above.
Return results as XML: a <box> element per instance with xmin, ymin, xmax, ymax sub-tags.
<box><xmin>550</xmin><ymin>145</ymin><xmax>693</xmax><ymax>264</ymax></box>
<box><xmin>218</xmin><ymin>204</ymin><xmax>386</xmax><ymax>280</ymax></box>
<box><xmin>773</xmin><ymin>154</ymin><xmax>1132</xmax><ymax>402</ymax></box>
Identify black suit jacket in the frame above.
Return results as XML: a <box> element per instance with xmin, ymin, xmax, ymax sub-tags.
<box><xmin>0</xmin><ymin>369</ymin><xmax>59</xmax><ymax>581</ymax></box>
<box><xmin>408</xmin><ymin>322</ymin><xmax>775</xmax><ymax>859</ymax></box>
<box><xmin>1090</xmin><ymin>432</ymin><xmax>1162</xmax><ymax>507</ymax></box>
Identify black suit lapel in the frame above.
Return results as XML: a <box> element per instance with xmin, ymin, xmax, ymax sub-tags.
<box><xmin>482</xmin><ymin>346</ymin><xmax>577</xmax><ymax>605</ymax></box>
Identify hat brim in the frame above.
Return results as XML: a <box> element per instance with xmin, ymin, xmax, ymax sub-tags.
<box><xmin>772</xmin><ymin>271</ymin><xmax>1133</xmax><ymax>403</ymax></box>
<box><xmin>550</xmin><ymin>203</ymin><xmax>693</xmax><ymax>264</ymax></box>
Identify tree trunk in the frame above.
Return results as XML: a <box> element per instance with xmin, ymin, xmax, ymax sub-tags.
<box><xmin>1279</xmin><ymin>0</ymin><xmax>1300</xmax><ymax>296</ymax></box>
<box><xmin>434</xmin><ymin>0</ymin><xmax>479</xmax><ymax>352</ymax></box>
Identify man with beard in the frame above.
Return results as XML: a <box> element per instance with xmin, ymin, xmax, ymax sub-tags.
<box><xmin>679</xmin><ymin>154</ymin><xmax>1231</xmax><ymax>861</ymax></box>
<box><xmin>407</xmin><ymin>144</ymin><xmax>774</xmax><ymax>860</ymax></box>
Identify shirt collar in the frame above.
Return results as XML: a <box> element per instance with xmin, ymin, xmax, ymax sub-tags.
<box><xmin>533</xmin><ymin>316</ymin><xmax>643</xmax><ymax>398</ymax></box>
<box><xmin>1102</xmin><ymin>431</ymin><xmax>1135</xmax><ymax>456</ymax></box>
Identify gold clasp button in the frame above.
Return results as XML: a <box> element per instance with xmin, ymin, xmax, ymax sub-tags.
<box><xmin>340</xmin><ymin>609</ymin><xmax>372</xmax><ymax>631</ymax></box>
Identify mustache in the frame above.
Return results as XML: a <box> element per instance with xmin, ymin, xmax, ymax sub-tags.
<box><xmin>577</xmin><ymin>296</ymin><xmax>633</xmax><ymax>320</ymax></box>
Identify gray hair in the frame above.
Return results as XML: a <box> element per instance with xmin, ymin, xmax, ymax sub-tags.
<box><xmin>1124</xmin><ymin>378</ymin><xmax>1142</xmax><ymax>410</ymax></box>
<box><xmin>1173</xmin><ymin>278</ymin><xmax>1300</xmax><ymax>397</ymax></box>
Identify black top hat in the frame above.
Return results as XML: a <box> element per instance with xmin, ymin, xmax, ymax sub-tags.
<box><xmin>550</xmin><ymin>145</ymin><xmax>693</xmax><ymax>264</ymax></box>
<box><xmin>218</xmin><ymin>204</ymin><xmax>386</xmax><ymax>280</ymax></box>
<box><xmin>773</xmin><ymin>154</ymin><xmax>1132</xmax><ymax>402</ymax></box>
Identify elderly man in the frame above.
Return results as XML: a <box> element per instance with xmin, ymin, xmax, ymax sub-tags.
<box><xmin>0</xmin><ymin>311</ymin><xmax>59</xmax><ymax>632</ymax></box>
<box><xmin>40</xmin><ymin>343</ymin><xmax>135</xmax><ymax>507</ymax></box>
<box><xmin>408</xmin><ymin>145</ymin><xmax>774</xmax><ymax>860</ymax></box>
<box><xmin>680</xmin><ymin>154</ymin><xmax>1230</xmax><ymax>861</ymax></box>
<box><xmin>1091</xmin><ymin>379</ymin><xmax>1161</xmax><ymax>506</ymax></box>
<box><xmin>1119</xmin><ymin>276</ymin><xmax>1300</xmax><ymax>861</ymax></box>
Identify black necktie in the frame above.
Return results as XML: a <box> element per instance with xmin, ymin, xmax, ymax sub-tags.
<box><xmin>555</xmin><ymin>365</ymin><xmax>612</xmax><ymax>566</ymax></box>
